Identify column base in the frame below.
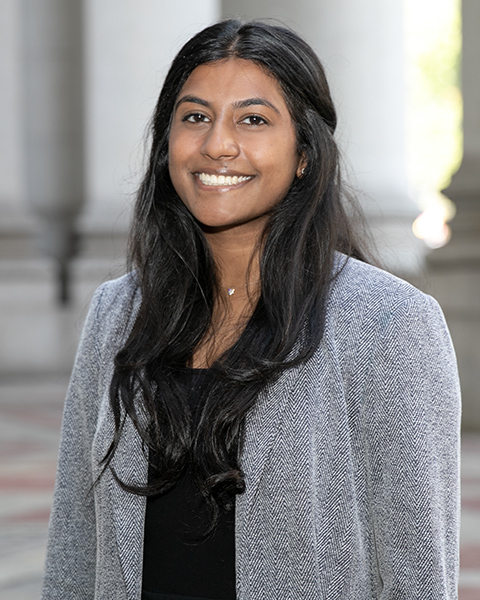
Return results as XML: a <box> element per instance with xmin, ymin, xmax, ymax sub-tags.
<box><xmin>427</xmin><ymin>235</ymin><xmax>480</xmax><ymax>431</ymax></box>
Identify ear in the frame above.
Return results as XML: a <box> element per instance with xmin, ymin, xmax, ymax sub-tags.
<box><xmin>296</xmin><ymin>154</ymin><xmax>307</xmax><ymax>178</ymax></box>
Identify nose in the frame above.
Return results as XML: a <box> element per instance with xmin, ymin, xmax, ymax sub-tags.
<box><xmin>200</xmin><ymin>118</ymin><xmax>240</xmax><ymax>161</ymax></box>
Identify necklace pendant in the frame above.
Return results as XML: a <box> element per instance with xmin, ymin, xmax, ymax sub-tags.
<box><xmin>227</xmin><ymin>287</ymin><xmax>235</xmax><ymax>296</ymax></box>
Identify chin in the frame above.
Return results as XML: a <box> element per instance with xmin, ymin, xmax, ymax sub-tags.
<box><xmin>192</xmin><ymin>212</ymin><xmax>239</xmax><ymax>231</ymax></box>
<box><xmin>197</xmin><ymin>221</ymin><xmax>236</xmax><ymax>233</ymax></box>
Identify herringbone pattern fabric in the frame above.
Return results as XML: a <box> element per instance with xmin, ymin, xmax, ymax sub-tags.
<box><xmin>41</xmin><ymin>255</ymin><xmax>461</xmax><ymax>599</ymax></box>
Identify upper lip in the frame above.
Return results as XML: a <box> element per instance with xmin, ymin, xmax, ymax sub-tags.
<box><xmin>193</xmin><ymin>168</ymin><xmax>254</xmax><ymax>177</ymax></box>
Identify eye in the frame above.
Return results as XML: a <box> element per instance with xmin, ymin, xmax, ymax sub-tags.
<box><xmin>240</xmin><ymin>114</ymin><xmax>268</xmax><ymax>127</ymax></box>
<box><xmin>183</xmin><ymin>112</ymin><xmax>210</xmax><ymax>123</ymax></box>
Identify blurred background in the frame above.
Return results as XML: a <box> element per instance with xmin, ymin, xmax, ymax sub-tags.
<box><xmin>0</xmin><ymin>0</ymin><xmax>479</xmax><ymax>598</ymax></box>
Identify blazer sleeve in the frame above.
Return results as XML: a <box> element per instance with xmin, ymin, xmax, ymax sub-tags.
<box><xmin>363</xmin><ymin>292</ymin><xmax>461</xmax><ymax>599</ymax></box>
<box><xmin>41</xmin><ymin>284</ymin><xmax>109</xmax><ymax>599</ymax></box>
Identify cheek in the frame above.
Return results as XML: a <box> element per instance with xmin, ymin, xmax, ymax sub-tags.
<box><xmin>263</xmin><ymin>147</ymin><xmax>300</xmax><ymax>187</ymax></box>
<box><xmin>167</xmin><ymin>156</ymin><xmax>185</xmax><ymax>204</ymax></box>
<box><xmin>167</xmin><ymin>134</ymin><xmax>180</xmax><ymax>171</ymax></box>
<box><xmin>168</xmin><ymin>132</ymin><xmax>201</xmax><ymax>188</ymax></box>
<box><xmin>167</xmin><ymin>137</ymin><xmax>187</xmax><ymax>189</ymax></box>
<box><xmin>263</xmin><ymin>130</ymin><xmax>299</xmax><ymax>174</ymax></box>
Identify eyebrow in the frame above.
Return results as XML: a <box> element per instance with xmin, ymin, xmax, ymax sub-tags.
<box><xmin>175</xmin><ymin>95</ymin><xmax>280</xmax><ymax>114</ymax></box>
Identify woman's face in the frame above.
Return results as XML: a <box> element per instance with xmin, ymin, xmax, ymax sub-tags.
<box><xmin>168</xmin><ymin>58</ymin><xmax>304</xmax><ymax>234</ymax></box>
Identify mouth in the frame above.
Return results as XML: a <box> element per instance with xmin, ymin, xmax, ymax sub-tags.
<box><xmin>196</xmin><ymin>172</ymin><xmax>254</xmax><ymax>187</ymax></box>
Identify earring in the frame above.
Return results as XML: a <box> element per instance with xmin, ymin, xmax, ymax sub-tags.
<box><xmin>299</xmin><ymin>167</ymin><xmax>306</xmax><ymax>177</ymax></box>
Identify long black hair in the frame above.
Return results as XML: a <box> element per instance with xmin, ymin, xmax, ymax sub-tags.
<box><xmin>104</xmin><ymin>20</ymin><xmax>369</xmax><ymax>524</ymax></box>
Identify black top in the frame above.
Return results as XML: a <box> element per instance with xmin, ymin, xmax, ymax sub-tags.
<box><xmin>142</xmin><ymin>369</ymin><xmax>236</xmax><ymax>600</ymax></box>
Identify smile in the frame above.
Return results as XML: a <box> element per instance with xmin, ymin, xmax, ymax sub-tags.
<box><xmin>197</xmin><ymin>173</ymin><xmax>253</xmax><ymax>187</ymax></box>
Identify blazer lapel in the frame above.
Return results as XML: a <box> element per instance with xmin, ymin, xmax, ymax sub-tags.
<box><xmin>237</xmin><ymin>361</ymin><xmax>304</xmax><ymax>525</ymax></box>
<box><xmin>110</xmin><ymin>412</ymin><xmax>148</xmax><ymax>600</ymax></box>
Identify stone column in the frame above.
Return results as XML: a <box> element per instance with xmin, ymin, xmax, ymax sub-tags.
<box><xmin>21</xmin><ymin>0</ymin><xmax>86</xmax><ymax>302</ymax></box>
<box><xmin>81</xmin><ymin>0</ymin><xmax>220</xmax><ymax>234</ymax></box>
<box><xmin>223</xmin><ymin>0</ymin><xmax>425</xmax><ymax>275</ymax></box>
<box><xmin>0</xmin><ymin>1</ymin><xmax>25</xmax><ymax>230</ymax></box>
<box><xmin>427</xmin><ymin>0</ymin><xmax>480</xmax><ymax>430</ymax></box>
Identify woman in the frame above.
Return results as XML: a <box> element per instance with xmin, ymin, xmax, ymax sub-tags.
<box><xmin>41</xmin><ymin>20</ymin><xmax>461</xmax><ymax>600</ymax></box>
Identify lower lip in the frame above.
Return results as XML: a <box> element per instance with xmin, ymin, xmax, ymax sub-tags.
<box><xmin>194</xmin><ymin>174</ymin><xmax>254</xmax><ymax>191</ymax></box>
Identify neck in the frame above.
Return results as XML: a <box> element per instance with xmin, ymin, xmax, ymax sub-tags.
<box><xmin>192</xmin><ymin>223</ymin><xmax>264</xmax><ymax>367</ymax></box>
<box><xmin>203</xmin><ymin>222</ymin><xmax>263</xmax><ymax>291</ymax></box>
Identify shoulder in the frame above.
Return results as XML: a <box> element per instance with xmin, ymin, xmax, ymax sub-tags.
<box><xmin>91</xmin><ymin>271</ymin><xmax>140</xmax><ymax>312</ymax></box>
<box><xmin>318</xmin><ymin>258</ymin><xmax>460</xmax><ymax>436</ymax></box>
<box><xmin>81</xmin><ymin>272</ymin><xmax>141</xmax><ymax>357</ymax></box>
<box><xmin>325</xmin><ymin>254</ymin><xmax>450</xmax><ymax>353</ymax></box>
<box><xmin>90</xmin><ymin>271</ymin><xmax>140</xmax><ymax>318</ymax></box>
<box><xmin>331</xmin><ymin>253</ymin><xmax>424</xmax><ymax>307</ymax></box>
<box><xmin>329</xmin><ymin>253</ymin><xmax>441</xmax><ymax>319</ymax></box>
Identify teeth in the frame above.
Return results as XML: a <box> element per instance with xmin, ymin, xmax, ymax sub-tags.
<box><xmin>198</xmin><ymin>173</ymin><xmax>252</xmax><ymax>186</ymax></box>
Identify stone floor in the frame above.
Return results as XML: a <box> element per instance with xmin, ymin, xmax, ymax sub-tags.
<box><xmin>0</xmin><ymin>377</ymin><xmax>68</xmax><ymax>600</ymax></box>
<box><xmin>0</xmin><ymin>257</ymin><xmax>479</xmax><ymax>599</ymax></box>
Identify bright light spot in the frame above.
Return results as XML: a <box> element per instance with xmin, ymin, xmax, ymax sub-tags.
<box><xmin>404</xmin><ymin>0</ymin><xmax>462</xmax><ymax>251</ymax></box>
<box><xmin>412</xmin><ymin>206</ymin><xmax>452</xmax><ymax>248</ymax></box>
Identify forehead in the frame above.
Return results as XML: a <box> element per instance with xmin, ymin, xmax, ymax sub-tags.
<box><xmin>177</xmin><ymin>58</ymin><xmax>289</xmax><ymax>110</ymax></box>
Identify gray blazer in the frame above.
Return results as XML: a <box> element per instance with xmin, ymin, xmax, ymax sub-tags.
<box><xmin>41</xmin><ymin>256</ymin><xmax>461</xmax><ymax>599</ymax></box>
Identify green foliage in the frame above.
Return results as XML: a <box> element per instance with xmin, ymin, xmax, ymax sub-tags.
<box><xmin>405</xmin><ymin>0</ymin><xmax>462</xmax><ymax>196</ymax></box>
